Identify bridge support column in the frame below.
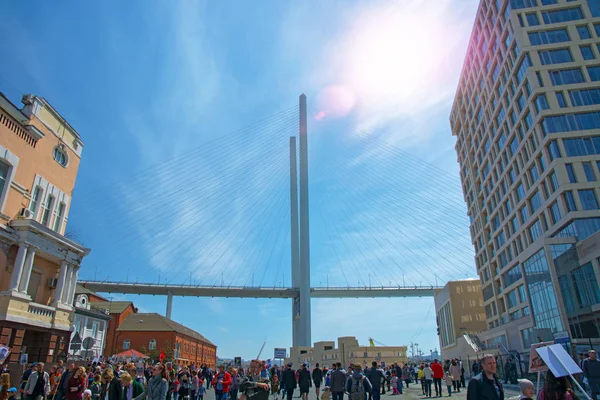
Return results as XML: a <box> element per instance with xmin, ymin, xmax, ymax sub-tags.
<box><xmin>298</xmin><ymin>94</ymin><xmax>311</xmax><ymax>346</ymax></box>
<box><xmin>290</xmin><ymin>136</ymin><xmax>301</xmax><ymax>346</ymax></box>
<box><xmin>166</xmin><ymin>291</ymin><xmax>173</xmax><ymax>319</ymax></box>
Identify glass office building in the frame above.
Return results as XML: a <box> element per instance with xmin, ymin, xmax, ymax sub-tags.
<box><xmin>450</xmin><ymin>0</ymin><xmax>600</xmax><ymax>353</ymax></box>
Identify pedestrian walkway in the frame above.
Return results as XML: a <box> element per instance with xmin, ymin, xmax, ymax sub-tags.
<box><xmin>199</xmin><ymin>382</ymin><xmax>521</xmax><ymax>400</ymax></box>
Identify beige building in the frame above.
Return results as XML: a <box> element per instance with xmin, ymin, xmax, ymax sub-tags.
<box><xmin>450</xmin><ymin>0</ymin><xmax>600</xmax><ymax>354</ymax></box>
<box><xmin>434</xmin><ymin>280</ymin><xmax>487</xmax><ymax>360</ymax></box>
<box><xmin>0</xmin><ymin>90</ymin><xmax>88</xmax><ymax>367</ymax></box>
<box><xmin>285</xmin><ymin>336</ymin><xmax>407</xmax><ymax>368</ymax></box>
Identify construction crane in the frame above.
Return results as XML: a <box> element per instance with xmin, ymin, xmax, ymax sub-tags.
<box><xmin>256</xmin><ymin>337</ymin><xmax>267</xmax><ymax>359</ymax></box>
<box><xmin>369</xmin><ymin>337</ymin><xmax>388</xmax><ymax>347</ymax></box>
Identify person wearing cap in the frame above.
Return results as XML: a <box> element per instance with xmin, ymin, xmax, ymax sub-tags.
<box><xmin>298</xmin><ymin>364</ymin><xmax>311</xmax><ymax>400</ymax></box>
<box><xmin>281</xmin><ymin>364</ymin><xmax>296</xmax><ymax>400</ymax></box>
<box><xmin>517</xmin><ymin>379</ymin><xmax>534</xmax><ymax>400</ymax></box>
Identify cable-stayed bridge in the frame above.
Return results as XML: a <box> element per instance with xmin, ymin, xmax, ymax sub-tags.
<box><xmin>73</xmin><ymin>95</ymin><xmax>475</xmax><ymax>347</ymax></box>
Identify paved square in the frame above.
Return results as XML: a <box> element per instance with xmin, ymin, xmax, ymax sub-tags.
<box><xmin>199</xmin><ymin>382</ymin><xmax>521</xmax><ymax>400</ymax></box>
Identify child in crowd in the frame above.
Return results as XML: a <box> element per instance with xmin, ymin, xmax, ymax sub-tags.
<box><xmin>82</xmin><ymin>389</ymin><xmax>92</xmax><ymax>400</ymax></box>
<box><xmin>391</xmin><ymin>373</ymin><xmax>399</xmax><ymax>395</ymax></box>
<box><xmin>444</xmin><ymin>372</ymin><xmax>453</xmax><ymax>396</ymax></box>
<box><xmin>517</xmin><ymin>379</ymin><xmax>535</xmax><ymax>400</ymax></box>
<box><xmin>197</xmin><ymin>378</ymin><xmax>207</xmax><ymax>400</ymax></box>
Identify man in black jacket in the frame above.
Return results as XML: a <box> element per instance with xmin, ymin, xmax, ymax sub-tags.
<box><xmin>281</xmin><ymin>363</ymin><xmax>297</xmax><ymax>400</ymax></box>
<box><xmin>467</xmin><ymin>354</ymin><xmax>504</xmax><ymax>400</ymax></box>
<box><xmin>311</xmin><ymin>363</ymin><xmax>322</xmax><ymax>400</ymax></box>
<box><xmin>330</xmin><ymin>363</ymin><xmax>346</xmax><ymax>400</ymax></box>
<box><xmin>365</xmin><ymin>362</ymin><xmax>384</xmax><ymax>400</ymax></box>
<box><xmin>298</xmin><ymin>364</ymin><xmax>311</xmax><ymax>400</ymax></box>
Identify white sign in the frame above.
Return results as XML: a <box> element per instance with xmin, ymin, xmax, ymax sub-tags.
<box><xmin>529</xmin><ymin>341</ymin><xmax>553</xmax><ymax>372</ymax></box>
<box><xmin>274</xmin><ymin>348</ymin><xmax>286</xmax><ymax>359</ymax></box>
<box><xmin>535</xmin><ymin>344</ymin><xmax>582</xmax><ymax>378</ymax></box>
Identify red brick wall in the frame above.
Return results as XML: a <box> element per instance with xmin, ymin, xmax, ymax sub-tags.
<box><xmin>115</xmin><ymin>330</ymin><xmax>175</xmax><ymax>358</ymax></box>
<box><xmin>116</xmin><ymin>330</ymin><xmax>217</xmax><ymax>368</ymax></box>
<box><xmin>103</xmin><ymin>306</ymin><xmax>135</xmax><ymax>356</ymax></box>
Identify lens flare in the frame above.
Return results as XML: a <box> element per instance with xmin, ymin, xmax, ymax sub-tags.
<box><xmin>316</xmin><ymin>85</ymin><xmax>356</xmax><ymax>119</ymax></box>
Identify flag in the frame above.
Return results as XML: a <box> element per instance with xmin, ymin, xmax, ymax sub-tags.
<box><xmin>159</xmin><ymin>350</ymin><xmax>165</xmax><ymax>363</ymax></box>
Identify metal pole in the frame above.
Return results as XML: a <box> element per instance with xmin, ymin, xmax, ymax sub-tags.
<box><xmin>298</xmin><ymin>94</ymin><xmax>311</xmax><ymax>346</ymax></box>
<box><xmin>290</xmin><ymin>136</ymin><xmax>300</xmax><ymax>346</ymax></box>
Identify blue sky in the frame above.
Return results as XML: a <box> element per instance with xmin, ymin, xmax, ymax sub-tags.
<box><xmin>0</xmin><ymin>0</ymin><xmax>480</xmax><ymax>359</ymax></box>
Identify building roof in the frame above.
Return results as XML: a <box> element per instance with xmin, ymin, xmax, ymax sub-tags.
<box><xmin>117</xmin><ymin>313</ymin><xmax>215</xmax><ymax>346</ymax></box>
<box><xmin>0</xmin><ymin>92</ymin><xmax>28</xmax><ymax>123</ymax></box>
<box><xmin>74</xmin><ymin>304</ymin><xmax>112</xmax><ymax>320</ymax></box>
<box><xmin>90</xmin><ymin>301</ymin><xmax>135</xmax><ymax>314</ymax></box>
<box><xmin>75</xmin><ymin>284</ymin><xmax>108</xmax><ymax>301</ymax></box>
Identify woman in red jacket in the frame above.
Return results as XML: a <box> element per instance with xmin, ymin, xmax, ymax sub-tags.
<box><xmin>212</xmin><ymin>365</ymin><xmax>232</xmax><ymax>400</ymax></box>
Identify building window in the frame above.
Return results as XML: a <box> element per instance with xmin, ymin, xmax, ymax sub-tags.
<box><xmin>526</xmin><ymin>13</ymin><xmax>540</xmax><ymax>26</ymax></box>
<box><xmin>0</xmin><ymin>161</ymin><xmax>8</xmax><ymax>207</ymax></box>
<box><xmin>123</xmin><ymin>339</ymin><xmax>130</xmax><ymax>350</ymax></box>
<box><xmin>539</xmin><ymin>49</ymin><xmax>573</xmax><ymax>65</ymax></box>
<box><xmin>572</xmin><ymin>262</ymin><xmax>600</xmax><ymax>307</ymax></box>
<box><xmin>149</xmin><ymin>339</ymin><xmax>156</xmax><ymax>350</ymax></box>
<box><xmin>542</xmin><ymin>112</ymin><xmax>600</xmax><ymax>134</ymax></box>
<box><xmin>589</xmin><ymin>66</ymin><xmax>600</xmax><ymax>81</ymax></box>
<box><xmin>29</xmin><ymin>187</ymin><xmax>42</xmax><ymax>218</ymax></box>
<box><xmin>583</xmin><ymin>162</ymin><xmax>596</xmax><ymax>181</ymax></box>
<box><xmin>535</xmin><ymin>94</ymin><xmax>549</xmax><ymax>112</ymax></box>
<box><xmin>569</xmin><ymin>88</ymin><xmax>600</xmax><ymax>106</ymax></box>
<box><xmin>53</xmin><ymin>146</ymin><xmax>68</xmax><ymax>167</ymax></box>
<box><xmin>550</xmin><ymin>201</ymin><xmax>562</xmax><ymax>224</ymax></box>
<box><xmin>566</xmin><ymin>164</ymin><xmax>577</xmax><ymax>183</ymax></box>
<box><xmin>523</xmin><ymin>249</ymin><xmax>564</xmax><ymax>339</ymax></box>
<box><xmin>548</xmin><ymin>68</ymin><xmax>585</xmax><ymax>86</ymax></box>
<box><xmin>580</xmin><ymin>45</ymin><xmax>596</xmax><ymax>60</ymax></box>
<box><xmin>588</xmin><ymin>0</ymin><xmax>600</xmax><ymax>17</ymax></box>
<box><xmin>541</xmin><ymin>7</ymin><xmax>583</xmax><ymax>24</ymax></box>
<box><xmin>565</xmin><ymin>191</ymin><xmax>577</xmax><ymax>211</ymax></box>
<box><xmin>577</xmin><ymin>25</ymin><xmax>592</xmax><ymax>39</ymax></box>
<box><xmin>578</xmin><ymin>189</ymin><xmax>599</xmax><ymax>210</ymax></box>
<box><xmin>53</xmin><ymin>202</ymin><xmax>65</xmax><ymax>232</ymax></box>
<box><xmin>556</xmin><ymin>92</ymin><xmax>567</xmax><ymax>108</ymax></box>
<box><xmin>529</xmin><ymin>219</ymin><xmax>544</xmax><ymax>242</ymax></box>
<box><xmin>529</xmin><ymin>28</ymin><xmax>570</xmax><ymax>45</ymax></box>
<box><xmin>41</xmin><ymin>195</ymin><xmax>55</xmax><ymax>227</ymax></box>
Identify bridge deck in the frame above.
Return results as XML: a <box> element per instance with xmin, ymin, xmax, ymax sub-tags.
<box><xmin>79</xmin><ymin>281</ymin><xmax>439</xmax><ymax>298</ymax></box>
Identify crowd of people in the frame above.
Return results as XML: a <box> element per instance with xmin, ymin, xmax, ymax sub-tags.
<box><xmin>0</xmin><ymin>350</ymin><xmax>598</xmax><ymax>400</ymax></box>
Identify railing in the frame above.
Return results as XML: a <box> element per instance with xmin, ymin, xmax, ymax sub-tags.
<box><xmin>28</xmin><ymin>303</ymin><xmax>56</xmax><ymax>318</ymax></box>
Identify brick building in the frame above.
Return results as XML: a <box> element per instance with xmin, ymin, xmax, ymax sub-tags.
<box><xmin>88</xmin><ymin>300</ymin><xmax>136</xmax><ymax>356</ymax></box>
<box><xmin>116</xmin><ymin>313</ymin><xmax>216</xmax><ymax>368</ymax></box>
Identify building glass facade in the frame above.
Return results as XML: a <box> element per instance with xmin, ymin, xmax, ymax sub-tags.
<box><xmin>450</xmin><ymin>0</ymin><xmax>600</xmax><ymax>351</ymax></box>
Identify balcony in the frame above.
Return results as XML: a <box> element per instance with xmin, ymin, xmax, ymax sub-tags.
<box><xmin>0</xmin><ymin>292</ymin><xmax>70</xmax><ymax>331</ymax></box>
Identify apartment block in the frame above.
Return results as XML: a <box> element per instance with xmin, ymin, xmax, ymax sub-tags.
<box><xmin>285</xmin><ymin>336</ymin><xmax>408</xmax><ymax>368</ymax></box>
<box><xmin>434</xmin><ymin>280</ymin><xmax>487</xmax><ymax>360</ymax></box>
<box><xmin>450</xmin><ymin>0</ymin><xmax>600</xmax><ymax>354</ymax></box>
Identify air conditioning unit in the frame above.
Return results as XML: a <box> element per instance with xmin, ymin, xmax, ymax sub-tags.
<box><xmin>48</xmin><ymin>277</ymin><xmax>58</xmax><ymax>288</ymax></box>
<box><xmin>18</xmin><ymin>208</ymin><xmax>34</xmax><ymax>219</ymax></box>
<box><xmin>21</xmin><ymin>94</ymin><xmax>34</xmax><ymax>105</ymax></box>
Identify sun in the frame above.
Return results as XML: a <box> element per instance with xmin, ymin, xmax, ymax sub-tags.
<box><xmin>337</xmin><ymin>3</ymin><xmax>448</xmax><ymax>109</ymax></box>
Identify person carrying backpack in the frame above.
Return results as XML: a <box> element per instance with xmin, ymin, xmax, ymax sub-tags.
<box><xmin>344</xmin><ymin>366</ymin><xmax>372</xmax><ymax>400</ymax></box>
